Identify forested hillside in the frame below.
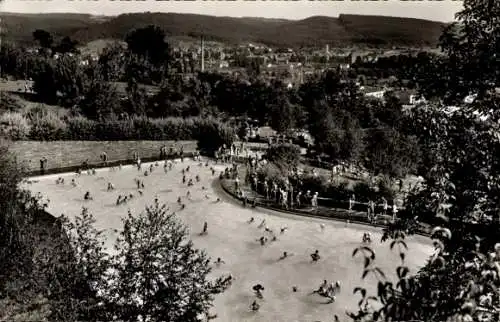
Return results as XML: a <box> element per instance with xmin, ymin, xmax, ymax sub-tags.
<box><xmin>1</xmin><ymin>12</ymin><xmax>446</xmax><ymax>47</ymax></box>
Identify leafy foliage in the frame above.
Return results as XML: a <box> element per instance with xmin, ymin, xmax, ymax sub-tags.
<box><xmin>4</xmin><ymin>113</ymin><xmax>235</xmax><ymax>143</ymax></box>
<box><xmin>0</xmin><ymin>153</ymin><xmax>232</xmax><ymax>322</ymax></box>
<box><xmin>363</xmin><ymin>128</ymin><xmax>421</xmax><ymax>179</ymax></box>
<box><xmin>107</xmin><ymin>202</ymin><xmax>231</xmax><ymax>322</ymax></box>
<box><xmin>0</xmin><ymin>144</ymin><xmax>71</xmax><ymax>320</ymax></box>
<box><xmin>125</xmin><ymin>25</ymin><xmax>170</xmax><ymax>67</ymax></box>
<box><xmin>53</xmin><ymin>36</ymin><xmax>80</xmax><ymax>55</ymax></box>
<box><xmin>32</xmin><ymin>55</ymin><xmax>86</xmax><ymax>107</ymax></box>
<box><xmin>196</xmin><ymin>118</ymin><xmax>236</xmax><ymax>153</ymax></box>
<box><xmin>348</xmin><ymin>1</ymin><xmax>500</xmax><ymax>321</ymax></box>
<box><xmin>266</xmin><ymin>143</ymin><xmax>301</xmax><ymax>174</ymax></box>
<box><xmin>98</xmin><ymin>43</ymin><xmax>127</xmax><ymax>82</ymax></box>
<box><xmin>78</xmin><ymin>67</ymin><xmax>121</xmax><ymax>120</ymax></box>
<box><xmin>32</xmin><ymin>29</ymin><xmax>53</xmax><ymax>49</ymax></box>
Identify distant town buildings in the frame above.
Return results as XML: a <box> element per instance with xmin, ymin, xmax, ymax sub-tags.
<box><xmin>23</xmin><ymin>37</ymin><xmax>440</xmax><ymax>94</ymax></box>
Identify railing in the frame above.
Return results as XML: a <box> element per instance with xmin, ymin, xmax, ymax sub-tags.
<box><xmin>26</xmin><ymin>152</ymin><xmax>196</xmax><ymax>177</ymax></box>
<box><xmin>219</xmin><ymin>176</ymin><xmax>432</xmax><ymax>236</ymax></box>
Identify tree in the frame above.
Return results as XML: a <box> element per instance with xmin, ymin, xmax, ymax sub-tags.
<box><xmin>348</xmin><ymin>1</ymin><xmax>500</xmax><ymax>321</ymax></box>
<box><xmin>340</xmin><ymin>117</ymin><xmax>364</xmax><ymax>164</ymax></box>
<box><xmin>79</xmin><ymin>68</ymin><xmax>121</xmax><ymax>120</ymax></box>
<box><xmin>98</xmin><ymin>43</ymin><xmax>126</xmax><ymax>82</ymax></box>
<box><xmin>269</xmin><ymin>83</ymin><xmax>297</xmax><ymax>133</ymax></box>
<box><xmin>0</xmin><ymin>144</ymin><xmax>32</xmax><ymax>287</ymax></box>
<box><xmin>125</xmin><ymin>25</ymin><xmax>170</xmax><ymax>67</ymax></box>
<box><xmin>310</xmin><ymin>105</ymin><xmax>364</xmax><ymax>165</ymax></box>
<box><xmin>196</xmin><ymin>118</ymin><xmax>236</xmax><ymax>154</ymax></box>
<box><xmin>108</xmin><ymin>202</ymin><xmax>231</xmax><ymax>321</ymax></box>
<box><xmin>184</xmin><ymin>75</ymin><xmax>215</xmax><ymax>117</ymax></box>
<box><xmin>0</xmin><ymin>144</ymin><xmax>81</xmax><ymax>321</ymax></box>
<box><xmin>32</xmin><ymin>55</ymin><xmax>86</xmax><ymax>107</ymax></box>
<box><xmin>44</xmin><ymin>208</ymin><xmax>110</xmax><ymax>321</ymax></box>
<box><xmin>53</xmin><ymin>36</ymin><xmax>79</xmax><ymax>55</ymax></box>
<box><xmin>266</xmin><ymin>143</ymin><xmax>301</xmax><ymax>174</ymax></box>
<box><xmin>33</xmin><ymin>29</ymin><xmax>53</xmax><ymax>49</ymax></box>
<box><xmin>149</xmin><ymin>76</ymin><xmax>191</xmax><ymax>117</ymax></box>
<box><xmin>124</xmin><ymin>77</ymin><xmax>148</xmax><ymax>116</ymax></box>
<box><xmin>377</xmin><ymin>92</ymin><xmax>403</xmax><ymax>128</ymax></box>
<box><xmin>363</xmin><ymin>128</ymin><xmax>421</xmax><ymax>179</ymax></box>
<box><xmin>416</xmin><ymin>1</ymin><xmax>500</xmax><ymax>105</ymax></box>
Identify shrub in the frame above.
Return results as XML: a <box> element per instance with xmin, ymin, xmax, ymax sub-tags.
<box><xmin>265</xmin><ymin>143</ymin><xmax>301</xmax><ymax>174</ymax></box>
<box><xmin>17</xmin><ymin>114</ymin><xmax>237</xmax><ymax>143</ymax></box>
<box><xmin>196</xmin><ymin>118</ymin><xmax>236</xmax><ymax>153</ymax></box>
<box><xmin>326</xmin><ymin>180</ymin><xmax>352</xmax><ymax>201</ymax></box>
<box><xmin>0</xmin><ymin>93</ymin><xmax>23</xmax><ymax>112</ymax></box>
<box><xmin>298</xmin><ymin>174</ymin><xmax>329</xmax><ymax>195</ymax></box>
<box><xmin>377</xmin><ymin>176</ymin><xmax>396</xmax><ymax>200</ymax></box>
<box><xmin>65</xmin><ymin>116</ymin><xmax>97</xmax><ymax>140</ymax></box>
<box><xmin>0</xmin><ymin>112</ymin><xmax>30</xmax><ymax>140</ymax></box>
<box><xmin>177</xmin><ymin>117</ymin><xmax>197</xmax><ymax>140</ymax></box>
<box><xmin>28</xmin><ymin>111</ymin><xmax>67</xmax><ymax>141</ymax></box>
<box><xmin>353</xmin><ymin>181</ymin><xmax>377</xmax><ymax>202</ymax></box>
<box><xmin>257</xmin><ymin>162</ymin><xmax>287</xmax><ymax>187</ymax></box>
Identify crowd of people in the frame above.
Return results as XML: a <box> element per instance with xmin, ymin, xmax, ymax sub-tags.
<box><xmin>41</xmin><ymin>143</ymin><xmax>394</xmax><ymax>318</ymax></box>
<box><xmin>216</xmin><ymin>150</ymin><xmax>401</xmax><ymax>224</ymax></box>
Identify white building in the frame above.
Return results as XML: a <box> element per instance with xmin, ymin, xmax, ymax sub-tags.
<box><xmin>365</xmin><ymin>90</ymin><xmax>386</xmax><ymax>99</ymax></box>
<box><xmin>360</xmin><ymin>86</ymin><xmax>386</xmax><ymax>100</ymax></box>
<box><xmin>409</xmin><ymin>94</ymin><xmax>426</xmax><ymax>105</ymax></box>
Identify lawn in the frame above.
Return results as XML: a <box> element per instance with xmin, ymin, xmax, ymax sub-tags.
<box><xmin>25</xmin><ymin>158</ymin><xmax>432</xmax><ymax>322</ymax></box>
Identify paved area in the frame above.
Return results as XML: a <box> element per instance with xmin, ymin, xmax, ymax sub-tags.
<box><xmin>25</xmin><ymin>158</ymin><xmax>432</xmax><ymax>322</ymax></box>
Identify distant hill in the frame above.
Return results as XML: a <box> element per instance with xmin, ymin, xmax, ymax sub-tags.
<box><xmin>337</xmin><ymin>14</ymin><xmax>446</xmax><ymax>46</ymax></box>
<box><xmin>0</xmin><ymin>13</ymin><xmax>103</xmax><ymax>44</ymax></box>
<box><xmin>0</xmin><ymin>12</ymin><xmax>447</xmax><ymax>48</ymax></box>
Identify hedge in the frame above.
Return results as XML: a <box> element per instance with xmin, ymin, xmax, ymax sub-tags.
<box><xmin>0</xmin><ymin>113</ymin><xmax>237</xmax><ymax>150</ymax></box>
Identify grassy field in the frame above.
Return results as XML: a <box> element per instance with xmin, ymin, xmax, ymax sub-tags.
<box><xmin>0</xmin><ymin>80</ymin><xmax>34</xmax><ymax>93</ymax></box>
<box><xmin>0</xmin><ymin>79</ymin><xmax>158</xmax><ymax>96</ymax></box>
<box><xmin>25</xmin><ymin>158</ymin><xmax>432</xmax><ymax>322</ymax></box>
<box><xmin>9</xmin><ymin>140</ymin><xmax>197</xmax><ymax>172</ymax></box>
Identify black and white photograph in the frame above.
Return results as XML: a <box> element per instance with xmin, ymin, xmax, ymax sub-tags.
<box><xmin>0</xmin><ymin>0</ymin><xmax>498</xmax><ymax>321</ymax></box>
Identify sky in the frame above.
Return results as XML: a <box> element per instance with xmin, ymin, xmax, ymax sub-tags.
<box><xmin>2</xmin><ymin>0</ymin><xmax>464</xmax><ymax>23</ymax></box>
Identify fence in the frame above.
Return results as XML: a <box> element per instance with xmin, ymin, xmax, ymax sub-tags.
<box><xmin>219</xmin><ymin>174</ymin><xmax>432</xmax><ymax>236</ymax></box>
<box><xmin>10</xmin><ymin>140</ymin><xmax>198</xmax><ymax>174</ymax></box>
<box><xmin>25</xmin><ymin>151</ymin><xmax>196</xmax><ymax>177</ymax></box>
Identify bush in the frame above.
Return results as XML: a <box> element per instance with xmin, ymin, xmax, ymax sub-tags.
<box><xmin>326</xmin><ymin>180</ymin><xmax>351</xmax><ymax>201</ymax></box>
<box><xmin>18</xmin><ymin>114</ymin><xmax>237</xmax><ymax>144</ymax></box>
<box><xmin>353</xmin><ymin>181</ymin><xmax>377</xmax><ymax>202</ymax></box>
<box><xmin>0</xmin><ymin>112</ymin><xmax>30</xmax><ymax>140</ymax></box>
<box><xmin>265</xmin><ymin>143</ymin><xmax>301</xmax><ymax>173</ymax></box>
<box><xmin>257</xmin><ymin>162</ymin><xmax>287</xmax><ymax>187</ymax></box>
<box><xmin>0</xmin><ymin>93</ymin><xmax>23</xmax><ymax>112</ymax></box>
<box><xmin>66</xmin><ymin>116</ymin><xmax>97</xmax><ymax>140</ymax></box>
<box><xmin>259</xmin><ymin>167</ymin><xmax>389</xmax><ymax>206</ymax></box>
<box><xmin>196</xmin><ymin>118</ymin><xmax>236</xmax><ymax>153</ymax></box>
<box><xmin>298</xmin><ymin>174</ymin><xmax>329</xmax><ymax>195</ymax></box>
<box><xmin>28</xmin><ymin>111</ymin><xmax>67</xmax><ymax>141</ymax></box>
<box><xmin>377</xmin><ymin>176</ymin><xmax>396</xmax><ymax>200</ymax></box>
<box><xmin>132</xmin><ymin>117</ymin><xmax>163</xmax><ymax>140</ymax></box>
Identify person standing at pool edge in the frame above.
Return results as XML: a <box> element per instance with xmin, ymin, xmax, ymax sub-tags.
<box><xmin>39</xmin><ymin>157</ymin><xmax>47</xmax><ymax>175</ymax></box>
<box><xmin>101</xmin><ymin>151</ymin><xmax>108</xmax><ymax>165</ymax></box>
